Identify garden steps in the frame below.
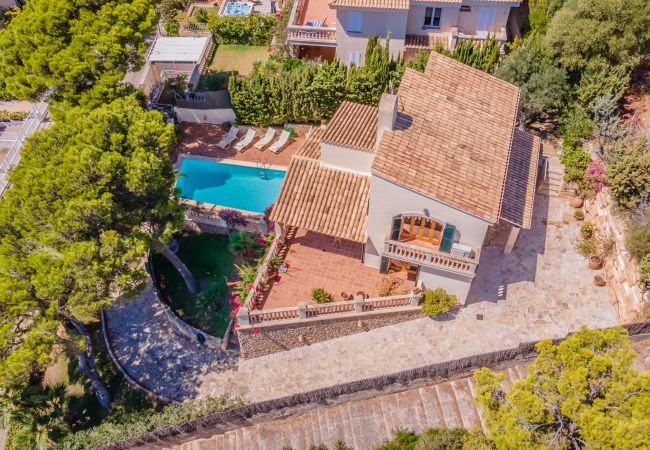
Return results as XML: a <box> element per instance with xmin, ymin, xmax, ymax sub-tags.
<box><xmin>171</xmin><ymin>364</ymin><xmax>528</xmax><ymax>449</ymax></box>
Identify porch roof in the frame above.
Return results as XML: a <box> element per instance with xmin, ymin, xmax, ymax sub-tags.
<box><xmin>329</xmin><ymin>0</ymin><xmax>409</xmax><ymax>9</ymax></box>
<box><xmin>499</xmin><ymin>129</ymin><xmax>540</xmax><ymax>229</ymax></box>
<box><xmin>269</xmin><ymin>156</ymin><xmax>370</xmax><ymax>243</ymax></box>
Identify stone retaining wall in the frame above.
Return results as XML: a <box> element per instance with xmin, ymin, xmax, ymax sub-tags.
<box><xmin>237</xmin><ymin>309</ymin><xmax>425</xmax><ymax>359</ymax></box>
<box><xmin>585</xmin><ymin>189</ymin><xmax>648</xmax><ymax>322</ymax></box>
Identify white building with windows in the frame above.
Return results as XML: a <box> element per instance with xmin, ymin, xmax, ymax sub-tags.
<box><xmin>270</xmin><ymin>52</ymin><xmax>540</xmax><ymax>303</ymax></box>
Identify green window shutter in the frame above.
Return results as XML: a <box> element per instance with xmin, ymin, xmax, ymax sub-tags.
<box><xmin>439</xmin><ymin>224</ymin><xmax>456</xmax><ymax>253</ymax></box>
<box><xmin>380</xmin><ymin>256</ymin><xmax>389</xmax><ymax>273</ymax></box>
<box><xmin>390</xmin><ymin>216</ymin><xmax>401</xmax><ymax>240</ymax></box>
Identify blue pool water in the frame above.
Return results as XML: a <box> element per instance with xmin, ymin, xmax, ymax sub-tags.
<box><xmin>176</xmin><ymin>159</ymin><xmax>286</xmax><ymax>213</ymax></box>
<box><xmin>222</xmin><ymin>1</ymin><xmax>253</xmax><ymax>16</ymax></box>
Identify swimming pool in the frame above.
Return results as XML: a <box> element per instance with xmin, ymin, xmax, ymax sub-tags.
<box><xmin>221</xmin><ymin>1</ymin><xmax>253</xmax><ymax>16</ymax></box>
<box><xmin>176</xmin><ymin>158</ymin><xmax>285</xmax><ymax>213</ymax></box>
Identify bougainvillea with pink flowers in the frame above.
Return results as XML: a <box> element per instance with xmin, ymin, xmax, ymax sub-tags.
<box><xmin>585</xmin><ymin>160</ymin><xmax>606</xmax><ymax>193</ymax></box>
<box><xmin>219</xmin><ymin>208</ymin><xmax>247</xmax><ymax>228</ymax></box>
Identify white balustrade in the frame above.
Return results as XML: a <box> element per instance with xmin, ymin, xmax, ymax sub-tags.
<box><xmin>383</xmin><ymin>240</ymin><xmax>478</xmax><ymax>277</ymax></box>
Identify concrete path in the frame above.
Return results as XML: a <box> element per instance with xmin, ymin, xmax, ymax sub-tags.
<box><xmin>106</xmin><ymin>154</ymin><xmax>619</xmax><ymax>404</ymax></box>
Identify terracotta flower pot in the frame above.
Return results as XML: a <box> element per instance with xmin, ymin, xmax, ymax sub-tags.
<box><xmin>588</xmin><ymin>255</ymin><xmax>603</xmax><ymax>270</ymax></box>
<box><xmin>571</xmin><ymin>196</ymin><xmax>584</xmax><ymax>208</ymax></box>
<box><xmin>593</xmin><ymin>274</ymin><xmax>606</xmax><ymax>287</ymax></box>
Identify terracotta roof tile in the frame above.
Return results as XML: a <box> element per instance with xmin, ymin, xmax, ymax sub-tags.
<box><xmin>500</xmin><ymin>130</ymin><xmax>540</xmax><ymax>229</ymax></box>
<box><xmin>296</xmin><ymin>127</ymin><xmax>324</xmax><ymax>160</ymax></box>
<box><xmin>322</xmin><ymin>101</ymin><xmax>378</xmax><ymax>152</ymax></box>
<box><xmin>270</xmin><ymin>157</ymin><xmax>370</xmax><ymax>242</ymax></box>
<box><xmin>330</xmin><ymin>0</ymin><xmax>409</xmax><ymax>9</ymax></box>
<box><xmin>372</xmin><ymin>52</ymin><xmax>521</xmax><ymax>223</ymax></box>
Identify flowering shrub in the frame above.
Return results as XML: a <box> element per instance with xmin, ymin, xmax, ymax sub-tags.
<box><xmin>219</xmin><ymin>209</ymin><xmax>247</xmax><ymax>228</ymax></box>
<box><xmin>264</xmin><ymin>203</ymin><xmax>274</xmax><ymax>221</ymax></box>
<box><xmin>585</xmin><ymin>160</ymin><xmax>606</xmax><ymax>192</ymax></box>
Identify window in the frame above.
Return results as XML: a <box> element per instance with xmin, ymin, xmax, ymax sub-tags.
<box><xmin>424</xmin><ymin>7</ymin><xmax>442</xmax><ymax>28</ymax></box>
<box><xmin>460</xmin><ymin>5</ymin><xmax>471</xmax><ymax>12</ymax></box>
<box><xmin>476</xmin><ymin>7</ymin><xmax>496</xmax><ymax>36</ymax></box>
<box><xmin>347</xmin><ymin>11</ymin><xmax>363</xmax><ymax>33</ymax></box>
<box><xmin>346</xmin><ymin>51</ymin><xmax>361</xmax><ymax>67</ymax></box>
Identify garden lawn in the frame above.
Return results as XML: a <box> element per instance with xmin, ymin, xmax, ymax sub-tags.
<box><xmin>152</xmin><ymin>233</ymin><xmax>234</xmax><ymax>337</ymax></box>
<box><xmin>209</xmin><ymin>45</ymin><xmax>270</xmax><ymax>76</ymax></box>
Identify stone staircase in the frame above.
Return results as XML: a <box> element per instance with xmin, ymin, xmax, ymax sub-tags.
<box><xmin>172</xmin><ymin>364</ymin><xmax>529</xmax><ymax>450</ymax></box>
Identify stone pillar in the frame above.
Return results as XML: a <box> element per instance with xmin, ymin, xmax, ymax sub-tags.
<box><xmin>237</xmin><ymin>307</ymin><xmax>250</xmax><ymax>327</ymax></box>
<box><xmin>449</xmin><ymin>27</ymin><xmax>459</xmax><ymax>52</ymax></box>
<box><xmin>410</xmin><ymin>293</ymin><xmax>420</xmax><ymax>307</ymax></box>
<box><xmin>274</xmin><ymin>221</ymin><xmax>285</xmax><ymax>244</ymax></box>
<box><xmin>297</xmin><ymin>302</ymin><xmax>307</xmax><ymax>320</ymax></box>
<box><xmin>503</xmin><ymin>225</ymin><xmax>520</xmax><ymax>255</ymax></box>
<box><xmin>353</xmin><ymin>295</ymin><xmax>364</xmax><ymax>313</ymax></box>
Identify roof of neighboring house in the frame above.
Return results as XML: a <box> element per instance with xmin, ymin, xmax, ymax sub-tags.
<box><xmin>269</xmin><ymin>156</ymin><xmax>370</xmax><ymax>243</ymax></box>
<box><xmin>321</xmin><ymin>101</ymin><xmax>378</xmax><ymax>152</ymax></box>
<box><xmin>329</xmin><ymin>0</ymin><xmax>410</xmax><ymax>9</ymax></box>
<box><xmin>499</xmin><ymin>130</ymin><xmax>540</xmax><ymax>228</ymax></box>
<box><xmin>296</xmin><ymin>128</ymin><xmax>325</xmax><ymax>160</ymax></box>
<box><xmin>372</xmin><ymin>52</ymin><xmax>521</xmax><ymax>224</ymax></box>
<box><xmin>147</xmin><ymin>37</ymin><xmax>210</xmax><ymax>63</ymax></box>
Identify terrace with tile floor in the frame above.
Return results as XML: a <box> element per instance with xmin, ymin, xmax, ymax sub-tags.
<box><xmin>173</xmin><ymin>123</ymin><xmax>306</xmax><ymax>167</ymax></box>
<box><xmin>262</xmin><ymin>228</ymin><xmax>415</xmax><ymax>309</ymax></box>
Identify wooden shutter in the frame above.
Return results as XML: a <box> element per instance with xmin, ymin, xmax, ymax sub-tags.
<box><xmin>439</xmin><ymin>224</ymin><xmax>456</xmax><ymax>253</ymax></box>
<box><xmin>390</xmin><ymin>216</ymin><xmax>401</xmax><ymax>240</ymax></box>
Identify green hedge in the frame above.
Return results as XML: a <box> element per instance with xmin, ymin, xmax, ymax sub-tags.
<box><xmin>207</xmin><ymin>15</ymin><xmax>276</xmax><ymax>46</ymax></box>
<box><xmin>56</xmin><ymin>396</ymin><xmax>240</xmax><ymax>450</ymax></box>
<box><xmin>0</xmin><ymin>110</ymin><xmax>29</xmax><ymax>121</ymax></box>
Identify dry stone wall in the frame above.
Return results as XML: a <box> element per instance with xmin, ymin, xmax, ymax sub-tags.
<box><xmin>237</xmin><ymin>310</ymin><xmax>425</xmax><ymax>359</ymax></box>
<box><xmin>585</xmin><ymin>189</ymin><xmax>648</xmax><ymax>322</ymax></box>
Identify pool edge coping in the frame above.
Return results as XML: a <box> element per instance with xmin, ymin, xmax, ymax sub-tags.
<box><xmin>174</xmin><ymin>153</ymin><xmax>289</xmax><ymax>172</ymax></box>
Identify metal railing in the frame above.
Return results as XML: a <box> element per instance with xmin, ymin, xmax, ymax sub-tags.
<box><xmin>383</xmin><ymin>240</ymin><xmax>478</xmax><ymax>277</ymax></box>
<box><xmin>238</xmin><ymin>291</ymin><xmax>421</xmax><ymax>329</ymax></box>
<box><xmin>0</xmin><ymin>102</ymin><xmax>49</xmax><ymax>197</ymax></box>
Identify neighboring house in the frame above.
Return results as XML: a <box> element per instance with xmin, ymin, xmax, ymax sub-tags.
<box><xmin>270</xmin><ymin>52</ymin><xmax>540</xmax><ymax>303</ymax></box>
<box><xmin>123</xmin><ymin>36</ymin><xmax>213</xmax><ymax>102</ymax></box>
<box><xmin>286</xmin><ymin>0</ymin><xmax>519</xmax><ymax>64</ymax></box>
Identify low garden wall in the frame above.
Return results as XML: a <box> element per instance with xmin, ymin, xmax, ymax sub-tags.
<box><xmin>148</xmin><ymin>257</ymin><xmax>225</xmax><ymax>351</ymax></box>
<box><xmin>584</xmin><ymin>189</ymin><xmax>647</xmax><ymax>322</ymax></box>
<box><xmin>237</xmin><ymin>308</ymin><xmax>425</xmax><ymax>359</ymax></box>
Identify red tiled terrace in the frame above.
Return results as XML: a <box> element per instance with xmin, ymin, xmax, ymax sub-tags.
<box><xmin>262</xmin><ymin>228</ymin><xmax>415</xmax><ymax>309</ymax></box>
<box><xmin>172</xmin><ymin>123</ymin><xmax>306</xmax><ymax>167</ymax></box>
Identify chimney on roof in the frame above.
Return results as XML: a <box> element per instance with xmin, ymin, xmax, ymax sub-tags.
<box><xmin>376</xmin><ymin>93</ymin><xmax>398</xmax><ymax>149</ymax></box>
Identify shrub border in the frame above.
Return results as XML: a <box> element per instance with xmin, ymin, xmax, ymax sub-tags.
<box><xmin>93</xmin><ymin>322</ymin><xmax>650</xmax><ymax>449</ymax></box>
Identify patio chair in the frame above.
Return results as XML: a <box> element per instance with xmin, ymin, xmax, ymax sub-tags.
<box><xmin>254</xmin><ymin>128</ymin><xmax>276</xmax><ymax>150</ymax></box>
<box><xmin>268</xmin><ymin>129</ymin><xmax>291</xmax><ymax>154</ymax></box>
<box><xmin>234</xmin><ymin>128</ymin><xmax>256</xmax><ymax>152</ymax></box>
<box><xmin>217</xmin><ymin>126</ymin><xmax>239</xmax><ymax>149</ymax></box>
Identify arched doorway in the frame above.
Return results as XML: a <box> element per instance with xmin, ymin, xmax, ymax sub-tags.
<box><xmin>398</xmin><ymin>215</ymin><xmax>445</xmax><ymax>246</ymax></box>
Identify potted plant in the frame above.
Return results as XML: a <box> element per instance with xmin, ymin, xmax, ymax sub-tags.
<box><xmin>570</xmin><ymin>196</ymin><xmax>584</xmax><ymax>208</ymax></box>
<box><xmin>311</xmin><ymin>288</ymin><xmax>331</xmax><ymax>304</ymax></box>
<box><xmin>593</xmin><ymin>274</ymin><xmax>606</xmax><ymax>287</ymax></box>
<box><xmin>588</xmin><ymin>255</ymin><xmax>603</xmax><ymax>270</ymax></box>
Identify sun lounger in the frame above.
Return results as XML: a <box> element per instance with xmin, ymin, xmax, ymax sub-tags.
<box><xmin>269</xmin><ymin>130</ymin><xmax>291</xmax><ymax>154</ymax></box>
<box><xmin>217</xmin><ymin>126</ymin><xmax>239</xmax><ymax>149</ymax></box>
<box><xmin>254</xmin><ymin>128</ymin><xmax>276</xmax><ymax>150</ymax></box>
<box><xmin>234</xmin><ymin>128</ymin><xmax>256</xmax><ymax>152</ymax></box>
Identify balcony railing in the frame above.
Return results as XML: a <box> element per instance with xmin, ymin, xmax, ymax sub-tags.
<box><xmin>405</xmin><ymin>27</ymin><xmax>507</xmax><ymax>53</ymax></box>
<box><xmin>383</xmin><ymin>240</ymin><xmax>478</xmax><ymax>277</ymax></box>
<box><xmin>286</xmin><ymin>0</ymin><xmax>336</xmax><ymax>45</ymax></box>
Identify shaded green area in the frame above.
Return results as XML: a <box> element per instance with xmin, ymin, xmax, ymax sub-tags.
<box><xmin>152</xmin><ymin>233</ymin><xmax>234</xmax><ymax>336</ymax></box>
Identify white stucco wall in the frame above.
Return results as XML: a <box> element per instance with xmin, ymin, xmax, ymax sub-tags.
<box><xmin>174</xmin><ymin>107</ymin><xmax>236</xmax><ymax>125</ymax></box>
<box><xmin>320</xmin><ymin>142</ymin><xmax>374</xmax><ymax>174</ymax></box>
<box><xmin>364</xmin><ymin>175</ymin><xmax>492</xmax><ymax>268</ymax></box>
<box><xmin>417</xmin><ymin>265</ymin><xmax>473</xmax><ymax>304</ymax></box>
<box><xmin>405</xmin><ymin>5</ymin><xmax>460</xmax><ymax>36</ymax></box>
<box><xmin>334</xmin><ymin>9</ymin><xmax>408</xmax><ymax>64</ymax></box>
<box><xmin>456</xmin><ymin>4</ymin><xmax>512</xmax><ymax>35</ymax></box>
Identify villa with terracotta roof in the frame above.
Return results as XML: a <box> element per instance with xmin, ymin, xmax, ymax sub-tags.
<box><xmin>270</xmin><ymin>51</ymin><xmax>540</xmax><ymax>302</ymax></box>
<box><xmin>286</xmin><ymin>0</ymin><xmax>521</xmax><ymax>63</ymax></box>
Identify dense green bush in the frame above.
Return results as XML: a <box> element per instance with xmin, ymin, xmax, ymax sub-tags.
<box><xmin>434</xmin><ymin>36</ymin><xmax>500</xmax><ymax>73</ymax></box>
<box><xmin>208</xmin><ymin>15</ymin><xmax>276</xmax><ymax>46</ymax></box>
<box><xmin>527</xmin><ymin>0</ymin><xmax>567</xmax><ymax>33</ymax></box>
<box><xmin>0</xmin><ymin>110</ymin><xmax>29</xmax><ymax>121</ymax></box>
<box><xmin>420</xmin><ymin>288</ymin><xmax>457</xmax><ymax>316</ymax></box>
<box><xmin>229</xmin><ymin>37</ymin><xmax>404</xmax><ymax>126</ymax></box>
<box><xmin>606</xmin><ymin>139</ymin><xmax>650</xmax><ymax>212</ymax></box>
<box><xmin>495</xmin><ymin>35</ymin><xmax>568</xmax><ymax>122</ymax></box>
<box><xmin>56</xmin><ymin>396</ymin><xmax>238</xmax><ymax>449</ymax></box>
<box><xmin>375</xmin><ymin>428</ymin><xmax>492</xmax><ymax>450</ymax></box>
